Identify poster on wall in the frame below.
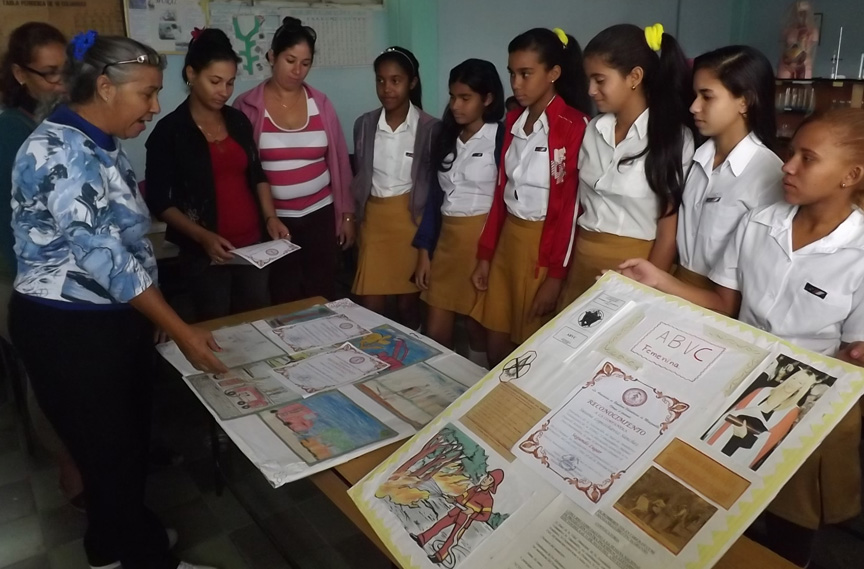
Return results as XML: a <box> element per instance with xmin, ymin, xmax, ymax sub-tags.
<box><xmin>0</xmin><ymin>0</ymin><xmax>126</xmax><ymax>50</ymax></box>
<box><xmin>124</xmin><ymin>0</ymin><xmax>209</xmax><ymax>54</ymax></box>
<box><xmin>208</xmin><ymin>2</ymin><xmax>374</xmax><ymax>80</ymax></box>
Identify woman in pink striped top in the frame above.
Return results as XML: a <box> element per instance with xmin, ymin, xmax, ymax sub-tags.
<box><xmin>234</xmin><ymin>17</ymin><xmax>355</xmax><ymax>302</ymax></box>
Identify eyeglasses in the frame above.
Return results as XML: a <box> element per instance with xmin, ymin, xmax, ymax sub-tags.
<box><xmin>101</xmin><ymin>53</ymin><xmax>165</xmax><ymax>76</ymax></box>
<box><xmin>21</xmin><ymin>65</ymin><xmax>63</xmax><ymax>85</ymax></box>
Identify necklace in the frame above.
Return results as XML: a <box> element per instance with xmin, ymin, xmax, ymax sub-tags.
<box><xmin>270</xmin><ymin>86</ymin><xmax>305</xmax><ymax>111</ymax></box>
<box><xmin>196</xmin><ymin>122</ymin><xmax>226</xmax><ymax>151</ymax></box>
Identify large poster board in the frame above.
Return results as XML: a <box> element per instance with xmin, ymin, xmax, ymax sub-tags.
<box><xmin>349</xmin><ymin>272</ymin><xmax>864</xmax><ymax>569</ymax></box>
<box><xmin>0</xmin><ymin>0</ymin><xmax>125</xmax><ymax>51</ymax></box>
<box><xmin>157</xmin><ymin>299</ymin><xmax>485</xmax><ymax>487</ymax></box>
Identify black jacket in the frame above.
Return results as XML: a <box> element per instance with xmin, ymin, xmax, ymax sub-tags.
<box><xmin>145</xmin><ymin>98</ymin><xmax>268</xmax><ymax>256</ymax></box>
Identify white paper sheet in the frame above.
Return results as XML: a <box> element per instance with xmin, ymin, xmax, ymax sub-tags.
<box><xmin>225</xmin><ymin>239</ymin><xmax>301</xmax><ymax>268</ymax></box>
<box><xmin>157</xmin><ymin>323</ymin><xmax>286</xmax><ymax>377</ymax></box>
<box><xmin>273</xmin><ymin>343</ymin><xmax>390</xmax><ymax>397</ymax></box>
<box><xmin>261</xmin><ymin>314</ymin><xmax>370</xmax><ymax>353</ymax></box>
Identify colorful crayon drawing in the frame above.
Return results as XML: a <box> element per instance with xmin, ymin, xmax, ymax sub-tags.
<box><xmin>358</xmin><ymin>363</ymin><xmax>467</xmax><ymax>429</ymax></box>
<box><xmin>260</xmin><ymin>391</ymin><xmax>398</xmax><ymax>465</ymax></box>
<box><xmin>376</xmin><ymin>423</ymin><xmax>514</xmax><ymax>567</ymax></box>
<box><xmin>351</xmin><ymin>325</ymin><xmax>441</xmax><ymax>372</ymax></box>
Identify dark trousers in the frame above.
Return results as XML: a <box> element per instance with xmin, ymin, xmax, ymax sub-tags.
<box><xmin>271</xmin><ymin>204</ymin><xmax>337</xmax><ymax>303</ymax></box>
<box><xmin>183</xmin><ymin>252</ymin><xmax>271</xmax><ymax>322</ymax></box>
<box><xmin>9</xmin><ymin>294</ymin><xmax>175</xmax><ymax>569</ymax></box>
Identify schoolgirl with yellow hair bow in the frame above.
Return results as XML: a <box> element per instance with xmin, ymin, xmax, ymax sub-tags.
<box><xmin>558</xmin><ymin>23</ymin><xmax>696</xmax><ymax>308</ymax></box>
<box><xmin>470</xmin><ymin>27</ymin><xmax>592</xmax><ymax>366</ymax></box>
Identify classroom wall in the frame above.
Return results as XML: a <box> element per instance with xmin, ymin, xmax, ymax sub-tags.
<box><xmin>122</xmin><ymin>8</ymin><xmax>388</xmax><ymax>178</ymax></box>
<box><xmin>434</xmin><ymin>0</ymin><xmax>739</xmax><ymax>117</ymax></box>
<box><xmin>736</xmin><ymin>0</ymin><xmax>864</xmax><ymax>79</ymax></box>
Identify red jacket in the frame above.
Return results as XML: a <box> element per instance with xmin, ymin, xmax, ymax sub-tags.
<box><xmin>477</xmin><ymin>97</ymin><xmax>588</xmax><ymax>279</ymax></box>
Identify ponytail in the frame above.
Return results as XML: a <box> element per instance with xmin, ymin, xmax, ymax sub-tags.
<box><xmin>648</xmin><ymin>32</ymin><xmax>692</xmax><ymax>215</ymax></box>
<box><xmin>585</xmin><ymin>24</ymin><xmax>693</xmax><ymax>217</ymax></box>
<box><xmin>508</xmin><ymin>28</ymin><xmax>592</xmax><ymax>115</ymax></box>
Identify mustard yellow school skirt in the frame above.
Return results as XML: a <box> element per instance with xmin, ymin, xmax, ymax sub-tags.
<box><xmin>558</xmin><ymin>230</ymin><xmax>654</xmax><ymax>310</ymax></box>
<box><xmin>352</xmin><ymin>194</ymin><xmax>420</xmax><ymax>296</ymax></box>
<box><xmin>423</xmin><ymin>213</ymin><xmax>488</xmax><ymax>315</ymax></box>
<box><xmin>470</xmin><ymin>215</ymin><xmax>549</xmax><ymax>344</ymax></box>
<box><xmin>767</xmin><ymin>406</ymin><xmax>862</xmax><ymax>529</ymax></box>
<box><xmin>674</xmin><ymin>265</ymin><xmax>715</xmax><ymax>291</ymax></box>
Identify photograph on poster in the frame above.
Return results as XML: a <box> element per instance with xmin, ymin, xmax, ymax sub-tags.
<box><xmin>260</xmin><ymin>391</ymin><xmax>398</xmax><ymax>464</ymax></box>
<box><xmin>701</xmin><ymin>354</ymin><xmax>836</xmax><ymax>470</ymax></box>
<box><xmin>614</xmin><ymin>466</ymin><xmax>717</xmax><ymax>555</ymax></box>
<box><xmin>376</xmin><ymin>423</ymin><xmax>518</xmax><ymax>567</ymax></box>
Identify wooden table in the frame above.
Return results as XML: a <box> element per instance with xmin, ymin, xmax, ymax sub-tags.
<box><xmin>199</xmin><ymin>299</ymin><xmax>799</xmax><ymax>569</ymax></box>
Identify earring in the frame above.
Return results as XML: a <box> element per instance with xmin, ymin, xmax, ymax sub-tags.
<box><xmin>631</xmin><ymin>85</ymin><xmax>637</xmax><ymax>90</ymax></box>
<box><xmin>842</xmin><ymin>182</ymin><xmax>847</xmax><ymax>188</ymax></box>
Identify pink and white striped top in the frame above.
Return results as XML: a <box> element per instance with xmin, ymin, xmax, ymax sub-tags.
<box><xmin>258</xmin><ymin>90</ymin><xmax>332</xmax><ymax>217</ymax></box>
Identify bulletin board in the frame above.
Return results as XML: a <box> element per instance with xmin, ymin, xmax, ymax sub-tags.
<box><xmin>0</xmin><ymin>0</ymin><xmax>126</xmax><ymax>51</ymax></box>
<box><xmin>124</xmin><ymin>0</ymin><xmax>209</xmax><ymax>54</ymax></box>
<box><xmin>209</xmin><ymin>2</ymin><xmax>377</xmax><ymax>79</ymax></box>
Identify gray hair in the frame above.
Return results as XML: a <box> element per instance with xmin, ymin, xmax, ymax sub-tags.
<box><xmin>64</xmin><ymin>35</ymin><xmax>165</xmax><ymax>104</ymax></box>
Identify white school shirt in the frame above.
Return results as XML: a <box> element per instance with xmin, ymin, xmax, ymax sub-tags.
<box><xmin>577</xmin><ymin>110</ymin><xmax>695</xmax><ymax>240</ymax></box>
<box><xmin>439</xmin><ymin>122</ymin><xmax>499</xmax><ymax>217</ymax></box>
<box><xmin>708</xmin><ymin>203</ymin><xmax>864</xmax><ymax>355</ymax></box>
<box><xmin>371</xmin><ymin>103</ymin><xmax>419</xmax><ymax>198</ymax></box>
<box><xmin>504</xmin><ymin>108</ymin><xmax>551</xmax><ymax>221</ymax></box>
<box><xmin>677</xmin><ymin>133</ymin><xmax>784</xmax><ymax>276</ymax></box>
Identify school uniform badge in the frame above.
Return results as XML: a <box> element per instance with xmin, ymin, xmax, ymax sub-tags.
<box><xmin>551</xmin><ymin>147</ymin><xmax>566</xmax><ymax>184</ymax></box>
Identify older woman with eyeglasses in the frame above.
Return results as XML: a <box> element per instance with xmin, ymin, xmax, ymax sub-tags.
<box><xmin>8</xmin><ymin>31</ymin><xmax>223</xmax><ymax>569</ymax></box>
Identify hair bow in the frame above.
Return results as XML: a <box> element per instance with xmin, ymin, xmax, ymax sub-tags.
<box><xmin>644</xmin><ymin>23</ymin><xmax>664</xmax><ymax>52</ymax></box>
<box><xmin>552</xmin><ymin>27</ymin><xmax>569</xmax><ymax>47</ymax></box>
<box><xmin>71</xmin><ymin>30</ymin><xmax>97</xmax><ymax>62</ymax></box>
<box><xmin>191</xmin><ymin>27</ymin><xmax>205</xmax><ymax>41</ymax></box>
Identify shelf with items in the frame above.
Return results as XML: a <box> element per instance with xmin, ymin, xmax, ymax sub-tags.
<box><xmin>774</xmin><ymin>78</ymin><xmax>864</xmax><ymax>158</ymax></box>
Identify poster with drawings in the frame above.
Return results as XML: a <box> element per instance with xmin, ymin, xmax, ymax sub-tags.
<box><xmin>208</xmin><ymin>2</ymin><xmax>375</xmax><ymax>80</ymax></box>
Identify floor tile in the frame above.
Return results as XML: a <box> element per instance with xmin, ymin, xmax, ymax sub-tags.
<box><xmin>200</xmin><ymin>489</ymin><xmax>254</xmax><ymax>532</ymax></box>
<box><xmin>0</xmin><ymin>450</ymin><xmax>29</xmax><ymax>486</ymax></box>
<box><xmin>261</xmin><ymin>507</ymin><xmax>328</xmax><ymax>558</ymax></box>
<box><xmin>0</xmin><ymin>515</ymin><xmax>44</xmax><ymax>566</ymax></box>
<box><xmin>0</xmin><ymin>403</ymin><xmax>17</xmax><ymax>430</ymax></box>
<box><xmin>158</xmin><ymin>497</ymin><xmax>223</xmax><ymax>551</ymax></box>
<box><xmin>3</xmin><ymin>554</ymin><xmax>51</xmax><ymax>569</ymax></box>
<box><xmin>293</xmin><ymin>548</ymin><xmax>351</xmax><ymax>569</ymax></box>
<box><xmin>333</xmin><ymin>534</ymin><xmax>392</xmax><ymax>569</ymax></box>
<box><xmin>0</xmin><ymin>424</ymin><xmax>21</xmax><ymax>454</ymax></box>
<box><xmin>229</xmin><ymin>524</ymin><xmax>292</xmax><ymax>569</ymax></box>
<box><xmin>28</xmin><ymin>468</ymin><xmax>66</xmax><ymax>513</ymax></box>
<box><xmin>0</xmin><ymin>479</ymin><xmax>36</xmax><ymax>525</ymax></box>
<box><xmin>177</xmin><ymin>534</ymin><xmax>250</xmax><ymax>569</ymax></box>
<box><xmin>299</xmin><ymin>493</ymin><xmax>362</xmax><ymax>544</ymax></box>
<box><xmin>38</xmin><ymin>504</ymin><xmax>87</xmax><ymax>549</ymax></box>
<box><xmin>224</xmin><ymin>474</ymin><xmax>306</xmax><ymax>519</ymax></box>
<box><xmin>46</xmin><ymin>538</ymin><xmax>87</xmax><ymax>569</ymax></box>
<box><xmin>145</xmin><ymin>465</ymin><xmax>201</xmax><ymax>513</ymax></box>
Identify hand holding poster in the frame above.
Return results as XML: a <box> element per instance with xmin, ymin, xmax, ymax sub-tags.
<box><xmin>349</xmin><ymin>272</ymin><xmax>864</xmax><ymax>569</ymax></box>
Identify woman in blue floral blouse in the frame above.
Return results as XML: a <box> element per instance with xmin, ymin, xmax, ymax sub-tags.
<box><xmin>8</xmin><ymin>32</ymin><xmax>223</xmax><ymax>569</ymax></box>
